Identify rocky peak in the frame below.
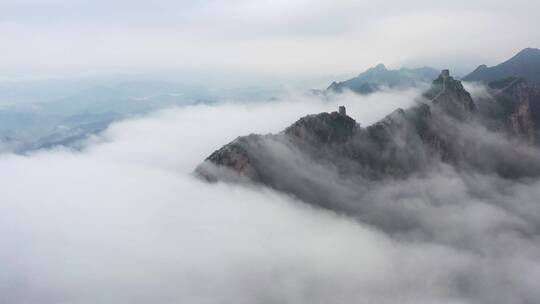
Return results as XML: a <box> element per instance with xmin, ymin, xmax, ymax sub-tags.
<box><xmin>474</xmin><ymin>64</ymin><xmax>488</xmax><ymax>71</ymax></box>
<box><xmin>198</xmin><ymin>136</ymin><xmax>260</xmax><ymax>182</ymax></box>
<box><xmin>463</xmin><ymin>48</ymin><xmax>540</xmax><ymax>83</ymax></box>
<box><xmin>324</xmin><ymin>64</ymin><xmax>438</xmax><ymax>95</ymax></box>
<box><xmin>512</xmin><ymin>47</ymin><xmax>540</xmax><ymax>61</ymax></box>
<box><xmin>284</xmin><ymin>107</ymin><xmax>358</xmax><ymax>144</ymax></box>
<box><xmin>327</xmin><ymin>81</ymin><xmax>339</xmax><ymax>91</ymax></box>
<box><xmin>195</xmin><ymin>107</ymin><xmax>360</xmax><ymax>184</ymax></box>
<box><xmin>426</xmin><ymin>69</ymin><xmax>476</xmax><ymax>119</ymax></box>
<box><xmin>382</xmin><ymin>108</ymin><xmax>407</xmax><ymax>125</ymax></box>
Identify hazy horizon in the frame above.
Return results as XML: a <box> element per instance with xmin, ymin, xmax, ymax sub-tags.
<box><xmin>2</xmin><ymin>0</ymin><xmax>539</xmax><ymax>84</ymax></box>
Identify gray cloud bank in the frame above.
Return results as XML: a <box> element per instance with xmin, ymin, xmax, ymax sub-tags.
<box><xmin>1</xmin><ymin>90</ymin><xmax>540</xmax><ymax>303</ymax></box>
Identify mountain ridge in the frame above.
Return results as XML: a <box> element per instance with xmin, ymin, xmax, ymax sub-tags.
<box><xmin>321</xmin><ymin>64</ymin><xmax>439</xmax><ymax>95</ymax></box>
<box><xmin>463</xmin><ymin>48</ymin><xmax>540</xmax><ymax>83</ymax></box>
<box><xmin>197</xmin><ymin>69</ymin><xmax>540</xmax><ymax>191</ymax></box>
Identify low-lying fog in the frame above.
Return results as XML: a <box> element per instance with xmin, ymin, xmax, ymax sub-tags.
<box><xmin>2</xmin><ymin>88</ymin><xmax>539</xmax><ymax>304</ymax></box>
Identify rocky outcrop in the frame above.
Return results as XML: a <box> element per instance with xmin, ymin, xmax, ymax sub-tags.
<box><xmin>531</xmin><ymin>82</ymin><xmax>540</xmax><ymax>127</ymax></box>
<box><xmin>196</xmin><ymin>109</ymin><xmax>364</xmax><ymax>187</ymax></box>
<box><xmin>424</xmin><ymin>70</ymin><xmax>476</xmax><ymax>120</ymax></box>
<box><xmin>200</xmin><ymin>138</ymin><xmax>259</xmax><ymax>181</ymax></box>
<box><xmin>506</xmin><ymin>80</ymin><xmax>536</xmax><ymax>142</ymax></box>
<box><xmin>475</xmin><ymin>77</ymin><xmax>540</xmax><ymax>144</ymax></box>
<box><xmin>284</xmin><ymin>111</ymin><xmax>357</xmax><ymax>144</ymax></box>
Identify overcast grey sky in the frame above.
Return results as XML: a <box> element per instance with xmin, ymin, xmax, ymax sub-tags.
<box><xmin>1</xmin><ymin>0</ymin><xmax>538</xmax><ymax>80</ymax></box>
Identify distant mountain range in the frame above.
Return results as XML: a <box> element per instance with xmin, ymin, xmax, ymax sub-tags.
<box><xmin>320</xmin><ymin>64</ymin><xmax>439</xmax><ymax>95</ymax></box>
<box><xmin>319</xmin><ymin>47</ymin><xmax>540</xmax><ymax>95</ymax></box>
<box><xmin>463</xmin><ymin>48</ymin><xmax>540</xmax><ymax>83</ymax></box>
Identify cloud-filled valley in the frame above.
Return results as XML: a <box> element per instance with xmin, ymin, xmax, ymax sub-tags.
<box><xmin>2</xmin><ymin>87</ymin><xmax>540</xmax><ymax>304</ymax></box>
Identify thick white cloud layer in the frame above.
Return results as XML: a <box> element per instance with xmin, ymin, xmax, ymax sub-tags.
<box><xmin>1</xmin><ymin>92</ymin><xmax>540</xmax><ymax>303</ymax></box>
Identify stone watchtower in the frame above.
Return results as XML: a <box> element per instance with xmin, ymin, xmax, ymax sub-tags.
<box><xmin>339</xmin><ymin>106</ymin><xmax>346</xmax><ymax>116</ymax></box>
<box><xmin>441</xmin><ymin>69</ymin><xmax>450</xmax><ymax>80</ymax></box>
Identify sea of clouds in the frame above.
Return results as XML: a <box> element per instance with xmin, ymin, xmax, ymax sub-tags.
<box><xmin>1</xmin><ymin>88</ymin><xmax>539</xmax><ymax>304</ymax></box>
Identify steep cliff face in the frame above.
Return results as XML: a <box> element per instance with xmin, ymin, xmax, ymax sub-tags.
<box><xmin>506</xmin><ymin>80</ymin><xmax>536</xmax><ymax>142</ymax></box>
<box><xmin>475</xmin><ymin>77</ymin><xmax>540</xmax><ymax>143</ymax></box>
<box><xmin>531</xmin><ymin>82</ymin><xmax>540</xmax><ymax>127</ymax></box>
<box><xmin>200</xmin><ymin>137</ymin><xmax>260</xmax><ymax>181</ymax></box>
<box><xmin>463</xmin><ymin>49</ymin><xmax>540</xmax><ymax>141</ymax></box>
